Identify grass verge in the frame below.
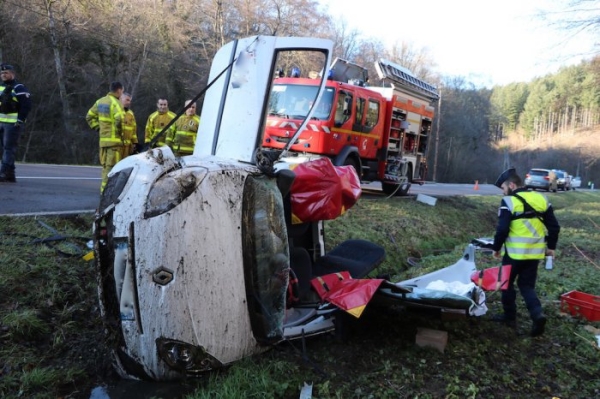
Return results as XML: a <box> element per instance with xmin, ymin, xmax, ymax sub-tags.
<box><xmin>1</xmin><ymin>191</ymin><xmax>599</xmax><ymax>398</ymax></box>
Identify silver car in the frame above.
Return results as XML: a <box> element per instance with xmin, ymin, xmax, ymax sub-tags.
<box><xmin>524</xmin><ymin>168</ymin><xmax>552</xmax><ymax>191</ymax></box>
<box><xmin>552</xmin><ymin>169</ymin><xmax>571</xmax><ymax>191</ymax></box>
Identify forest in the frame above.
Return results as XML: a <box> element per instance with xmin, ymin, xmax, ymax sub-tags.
<box><xmin>1</xmin><ymin>0</ymin><xmax>599</xmax><ymax>185</ymax></box>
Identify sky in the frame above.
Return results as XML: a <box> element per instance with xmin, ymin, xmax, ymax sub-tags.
<box><xmin>317</xmin><ymin>0</ymin><xmax>598</xmax><ymax>87</ymax></box>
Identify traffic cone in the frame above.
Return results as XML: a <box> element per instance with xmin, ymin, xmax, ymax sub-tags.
<box><xmin>474</xmin><ymin>180</ymin><xmax>479</xmax><ymax>190</ymax></box>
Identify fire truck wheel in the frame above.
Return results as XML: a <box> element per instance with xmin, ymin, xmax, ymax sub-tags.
<box><xmin>343</xmin><ymin>157</ymin><xmax>361</xmax><ymax>180</ymax></box>
<box><xmin>382</xmin><ymin>164</ymin><xmax>412</xmax><ymax>196</ymax></box>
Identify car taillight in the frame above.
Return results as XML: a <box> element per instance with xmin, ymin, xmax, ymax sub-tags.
<box><xmin>544</xmin><ymin>176</ymin><xmax>549</xmax><ymax>180</ymax></box>
<box><xmin>525</xmin><ymin>174</ymin><xmax>530</xmax><ymax>178</ymax></box>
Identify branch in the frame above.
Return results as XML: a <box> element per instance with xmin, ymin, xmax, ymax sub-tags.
<box><xmin>572</xmin><ymin>243</ymin><xmax>600</xmax><ymax>270</ymax></box>
<box><xmin>574</xmin><ymin>332</ymin><xmax>600</xmax><ymax>351</ymax></box>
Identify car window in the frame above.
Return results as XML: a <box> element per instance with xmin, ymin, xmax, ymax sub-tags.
<box><xmin>529</xmin><ymin>170</ymin><xmax>548</xmax><ymax>177</ymax></box>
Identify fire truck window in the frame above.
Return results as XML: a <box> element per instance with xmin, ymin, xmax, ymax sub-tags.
<box><xmin>334</xmin><ymin>92</ymin><xmax>351</xmax><ymax>127</ymax></box>
<box><xmin>294</xmin><ymin>97</ymin><xmax>310</xmax><ymax>113</ymax></box>
<box><xmin>355</xmin><ymin>98</ymin><xmax>365</xmax><ymax>125</ymax></box>
<box><xmin>365</xmin><ymin>100</ymin><xmax>379</xmax><ymax>128</ymax></box>
<box><xmin>313</xmin><ymin>88</ymin><xmax>335</xmax><ymax>120</ymax></box>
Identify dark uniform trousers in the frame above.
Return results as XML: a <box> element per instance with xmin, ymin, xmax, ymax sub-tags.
<box><xmin>501</xmin><ymin>255</ymin><xmax>542</xmax><ymax>320</ymax></box>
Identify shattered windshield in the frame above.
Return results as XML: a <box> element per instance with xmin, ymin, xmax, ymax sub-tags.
<box><xmin>268</xmin><ymin>84</ymin><xmax>334</xmax><ymax>120</ymax></box>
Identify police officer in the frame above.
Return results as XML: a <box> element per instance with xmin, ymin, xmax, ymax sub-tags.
<box><xmin>86</xmin><ymin>81</ymin><xmax>124</xmax><ymax>192</ymax></box>
<box><xmin>491</xmin><ymin>168</ymin><xmax>561</xmax><ymax>337</ymax></box>
<box><xmin>0</xmin><ymin>64</ymin><xmax>32</xmax><ymax>182</ymax></box>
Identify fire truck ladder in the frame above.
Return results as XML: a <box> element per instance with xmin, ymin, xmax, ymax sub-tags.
<box><xmin>374</xmin><ymin>59</ymin><xmax>439</xmax><ymax>102</ymax></box>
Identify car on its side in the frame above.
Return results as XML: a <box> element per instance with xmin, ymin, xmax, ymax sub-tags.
<box><xmin>552</xmin><ymin>169</ymin><xmax>571</xmax><ymax>191</ymax></box>
<box><xmin>524</xmin><ymin>168</ymin><xmax>552</xmax><ymax>191</ymax></box>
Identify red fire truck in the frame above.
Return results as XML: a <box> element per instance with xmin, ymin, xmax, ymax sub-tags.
<box><xmin>262</xmin><ymin>58</ymin><xmax>439</xmax><ymax>195</ymax></box>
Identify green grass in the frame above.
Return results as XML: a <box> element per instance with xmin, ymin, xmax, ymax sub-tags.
<box><xmin>0</xmin><ymin>214</ymin><xmax>106</xmax><ymax>399</ymax></box>
<box><xmin>2</xmin><ymin>309</ymin><xmax>50</xmax><ymax>340</ymax></box>
<box><xmin>184</xmin><ymin>190</ymin><xmax>600</xmax><ymax>399</ymax></box>
<box><xmin>1</xmin><ymin>192</ymin><xmax>599</xmax><ymax>398</ymax></box>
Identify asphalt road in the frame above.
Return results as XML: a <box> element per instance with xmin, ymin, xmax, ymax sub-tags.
<box><xmin>0</xmin><ymin>163</ymin><xmax>503</xmax><ymax>216</ymax></box>
<box><xmin>361</xmin><ymin>181</ymin><xmax>501</xmax><ymax>198</ymax></box>
<box><xmin>0</xmin><ymin>163</ymin><xmax>101</xmax><ymax>216</ymax></box>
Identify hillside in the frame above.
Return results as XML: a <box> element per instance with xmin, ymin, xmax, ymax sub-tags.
<box><xmin>496</xmin><ymin>126</ymin><xmax>600</xmax><ymax>185</ymax></box>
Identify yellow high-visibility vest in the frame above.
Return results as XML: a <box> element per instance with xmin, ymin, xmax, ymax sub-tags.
<box><xmin>0</xmin><ymin>83</ymin><xmax>20</xmax><ymax>123</ymax></box>
<box><xmin>502</xmin><ymin>192</ymin><xmax>549</xmax><ymax>260</ymax></box>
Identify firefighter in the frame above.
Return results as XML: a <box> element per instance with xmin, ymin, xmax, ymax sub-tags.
<box><xmin>0</xmin><ymin>64</ymin><xmax>32</xmax><ymax>183</ymax></box>
<box><xmin>145</xmin><ymin>98</ymin><xmax>176</xmax><ymax>148</ymax></box>
<box><xmin>170</xmin><ymin>99</ymin><xmax>200</xmax><ymax>156</ymax></box>
<box><xmin>491</xmin><ymin>167</ymin><xmax>560</xmax><ymax>337</ymax></box>
<box><xmin>120</xmin><ymin>92</ymin><xmax>141</xmax><ymax>157</ymax></box>
<box><xmin>86</xmin><ymin>81</ymin><xmax>124</xmax><ymax>193</ymax></box>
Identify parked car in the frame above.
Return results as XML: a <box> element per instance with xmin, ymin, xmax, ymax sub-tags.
<box><xmin>552</xmin><ymin>169</ymin><xmax>571</xmax><ymax>191</ymax></box>
<box><xmin>524</xmin><ymin>168</ymin><xmax>552</xmax><ymax>191</ymax></box>
<box><xmin>571</xmin><ymin>176</ymin><xmax>581</xmax><ymax>189</ymax></box>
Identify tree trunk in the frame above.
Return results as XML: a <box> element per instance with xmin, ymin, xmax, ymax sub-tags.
<box><xmin>44</xmin><ymin>0</ymin><xmax>77</xmax><ymax>161</ymax></box>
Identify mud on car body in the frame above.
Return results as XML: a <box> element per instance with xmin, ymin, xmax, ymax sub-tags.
<box><xmin>92</xmin><ymin>36</ymin><xmax>381</xmax><ymax>381</ymax></box>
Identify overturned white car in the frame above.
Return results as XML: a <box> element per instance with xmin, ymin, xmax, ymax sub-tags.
<box><xmin>94</xmin><ymin>35</ymin><xmax>486</xmax><ymax>381</ymax></box>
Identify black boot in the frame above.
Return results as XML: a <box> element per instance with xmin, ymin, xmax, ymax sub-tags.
<box><xmin>490</xmin><ymin>313</ymin><xmax>517</xmax><ymax>328</ymax></box>
<box><xmin>531</xmin><ymin>315</ymin><xmax>547</xmax><ymax>337</ymax></box>
<box><xmin>0</xmin><ymin>172</ymin><xmax>16</xmax><ymax>182</ymax></box>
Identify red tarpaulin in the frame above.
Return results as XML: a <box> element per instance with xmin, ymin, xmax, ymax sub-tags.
<box><xmin>311</xmin><ymin>272</ymin><xmax>384</xmax><ymax>318</ymax></box>
<box><xmin>290</xmin><ymin>158</ymin><xmax>361</xmax><ymax>223</ymax></box>
<box><xmin>470</xmin><ymin>265</ymin><xmax>512</xmax><ymax>291</ymax></box>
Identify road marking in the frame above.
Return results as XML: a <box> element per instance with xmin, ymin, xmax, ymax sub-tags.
<box><xmin>13</xmin><ymin>177</ymin><xmax>101</xmax><ymax>180</ymax></box>
<box><xmin>0</xmin><ymin>209</ymin><xmax>96</xmax><ymax>217</ymax></box>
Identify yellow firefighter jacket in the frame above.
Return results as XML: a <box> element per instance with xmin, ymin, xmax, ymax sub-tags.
<box><xmin>122</xmin><ymin>108</ymin><xmax>138</xmax><ymax>147</ymax></box>
<box><xmin>170</xmin><ymin>114</ymin><xmax>200</xmax><ymax>155</ymax></box>
<box><xmin>145</xmin><ymin>110</ymin><xmax>176</xmax><ymax>147</ymax></box>
<box><xmin>86</xmin><ymin>93</ymin><xmax>124</xmax><ymax>148</ymax></box>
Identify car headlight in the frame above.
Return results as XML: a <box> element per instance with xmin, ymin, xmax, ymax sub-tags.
<box><xmin>99</xmin><ymin>167</ymin><xmax>133</xmax><ymax>214</ymax></box>
<box><xmin>156</xmin><ymin>338</ymin><xmax>222</xmax><ymax>373</ymax></box>
<box><xmin>145</xmin><ymin>167</ymin><xmax>207</xmax><ymax>218</ymax></box>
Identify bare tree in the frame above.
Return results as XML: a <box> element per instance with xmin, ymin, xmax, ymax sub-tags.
<box><xmin>330</xmin><ymin>17</ymin><xmax>362</xmax><ymax>61</ymax></box>
<box><xmin>42</xmin><ymin>0</ymin><xmax>75</xmax><ymax>155</ymax></box>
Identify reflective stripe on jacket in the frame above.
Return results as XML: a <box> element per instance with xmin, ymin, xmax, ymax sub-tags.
<box><xmin>0</xmin><ymin>81</ymin><xmax>31</xmax><ymax>123</ymax></box>
<box><xmin>86</xmin><ymin>93</ymin><xmax>124</xmax><ymax>148</ymax></box>
<box><xmin>502</xmin><ymin>192</ymin><xmax>549</xmax><ymax>260</ymax></box>
<box><xmin>172</xmin><ymin>114</ymin><xmax>200</xmax><ymax>154</ymax></box>
<box><xmin>145</xmin><ymin>111</ymin><xmax>176</xmax><ymax>147</ymax></box>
